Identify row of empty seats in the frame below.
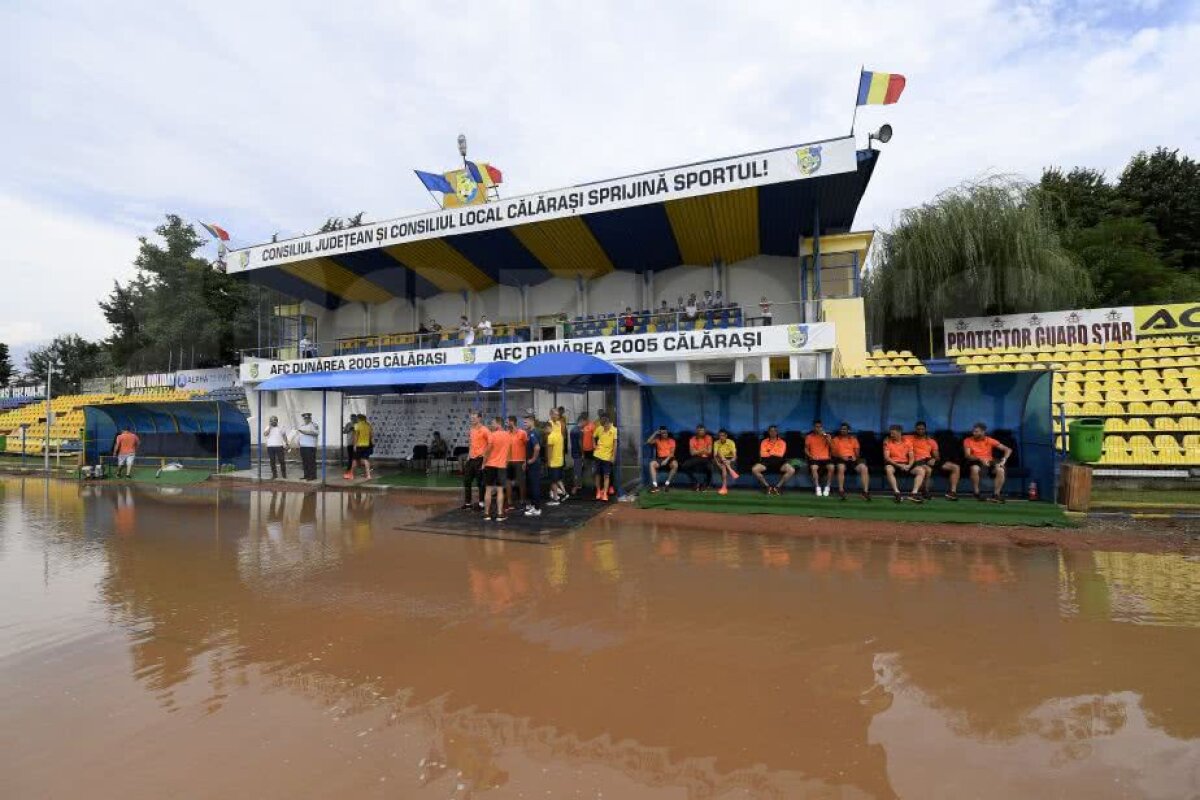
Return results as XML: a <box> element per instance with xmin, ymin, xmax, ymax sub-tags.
<box><xmin>849</xmin><ymin>350</ymin><xmax>928</xmax><ymax>377</ymax></box>
<box><xmin>334</xmin><ymin>324</ymin><xmax>533</xmax><ymax>355</ymax></box>
<box><xmin>0</xmin><ymin>390</ymin><xmax>203</xmax><ymax>455</ymax></box>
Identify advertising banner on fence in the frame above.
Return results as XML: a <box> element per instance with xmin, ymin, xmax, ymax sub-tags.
<box><xmin>175</xmin><ymin>368</ymin><xmax>239</xmax><ymax>391</ymax></box>
<box><xmin>240</xmin><ymin>323</ymin><xmax>835</xmax><ymax>383</ymax></box>
<box><xmin>226</xmin><ymin>138</ymin><xmax>858</xmax><ymax>273</ymax></box>
<box><xmin>943</xmin><ymin>307</ymin><xmax>1135</xmax><ymax>352</ymax></box>
<box><xmin>945</xmin><ymin>302</ymin><xmax>1200</xmax><ymax>351</ymax></box>
<box><xmin>1134</xmin><ymin>302</ymin><xmax>1200</xmax><ymax>341</ymax></box>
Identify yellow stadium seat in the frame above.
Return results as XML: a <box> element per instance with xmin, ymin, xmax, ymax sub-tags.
<box><xmin>1153</xmin><ymin>417</ymin><xmax>1178</xmax><ymax>431</ymax></box>
<box><xmin>1174</xmin><ymin>401</ymin><xmax>1197</xmax><ymax>414</ymax></box>
<box><xmin>1179</xmin><ymin>417</ymin><xmax>1200</xmax><ymax>431</ymax></box>
<box><xmin>1105</xmin><ymin>417</ymin><xmax>1126</xmax><ymax>432</ymax></box>
<box><xmin>1081</xmin><ymin>402</ymin><xmax>1104</xmax><ymax>414</ymax></box>
<box><xmin>1101</xmin><ymin>402</ymin><xmax>1123</xmax><ymax>416</ymax></box>
<box><xmin>1063</xmin><ymin>402</ymin><xmax>1083</xmax><ymax>416</ymax></box>
<box><xmin>1128</xmin><ymin>401</ymin><xmax>1150</xmax><ymax>415</ymax></box>
<box><xmin>1149</xmin><ymin>401</ymin><xmax>1173</xmax><ymax>415</ymax></box>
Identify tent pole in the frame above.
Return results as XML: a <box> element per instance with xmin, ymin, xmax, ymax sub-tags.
<box><xmin>501</xmin><ymin>379</ymin><xmax>507</xmax><ymax>422</ymax></box>
<box><xmin>215</xmin><ymin>400</ymin><xmax>221</xmax><ymax>475</ymax></box>
<box><xmin>338</xmin><ymin>393</ymin><xmax>345</xmax><ymax>473</ymax></box>
<box><xmin>613</xmin><ymin>374</ymin><xmax>622</xmax><ymax>499</ymax></box>
<box><xmin>256</xmin><ymin>390</ymin><xmax>262</xmax><ymax>482</ymax></box>
<box><xmin>321</xmin><ymin>390</ymin><xmax>327</xmax><ymax>486</ymax></box>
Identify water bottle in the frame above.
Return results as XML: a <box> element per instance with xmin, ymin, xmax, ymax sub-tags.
<box><xmin>1028</xmin><ymin>480</ymin><xmax>1038</xmax><ymax>501</ymax></box>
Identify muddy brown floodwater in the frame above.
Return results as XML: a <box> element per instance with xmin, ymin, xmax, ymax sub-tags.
<box><xmin>3</xmin><ymin>477</ymin><xmax>1200</xmax><ymax>799</ymax></box>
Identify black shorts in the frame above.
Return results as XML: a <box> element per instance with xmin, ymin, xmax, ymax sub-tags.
<box><xmin>548</xmin><ymin>466</ymin><xmax>564</xmax><ymax>481</ymax></box>
<box><xmin>652</xmin><ymin>456</ymin><xmax>676</xmax><ymax>469</ymax></box>
<box><xmin>759</xmin><ymin>456</ymin><xmax>787</xmax><ymax>474</ymax></box>
<box><xmin>965</xmin><ymin>458</ymin><xmax>1000</xmax><ymax>476</ymax></box>
<box><xmin>583</xmin><ymin>450</ymin><xmax>595</xmax><ymax>461</ymax></box>
<box><xmin>356</xmin><ymin>446</ymin><xmax>373</xmax><ymax>459</ymax></box>
<box><xmin>594</xmin><ymin>458</ymin><xmax>613</xmax><ymax>477</ymax></box>
<box><xmin>808</xmin><ymin>459</ymin><xmax>831</xmax><ymax>469</ymax></box>
<box><xmin>484</xmin><ymin>466</ymin><xmax>504</xmax><ymax>486</ymax></box>
<box><xmin>836</xmin><ymin>457</ymin><xmax>865</xmax><ymax>468</ymax></box>
<box><xmin>507</xmin><ymin>461</ymin><xmax>525</xmax><ymax>480</ymax></box>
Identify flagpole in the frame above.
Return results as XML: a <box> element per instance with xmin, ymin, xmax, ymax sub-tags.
<box><xmin>850</xmin><ymin>65</ymin><xmax>864</xmax><ymax>137</ymax></box>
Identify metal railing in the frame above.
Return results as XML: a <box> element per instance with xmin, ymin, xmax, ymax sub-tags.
<box><xmin>237</xmin><ymin>300</ymin><xmax>814</xmax><ymax>362</ymax></box>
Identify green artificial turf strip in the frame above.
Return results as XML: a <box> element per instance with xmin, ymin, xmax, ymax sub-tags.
<box><xmin>114</xmin><ymin>466</ymin><xmax>212</xmax><ymax>485</ymax></box>
<box><xmin>369</xmin><ymin>471</ymin><xmax>462</xmax><ymax>489</ymax></box>
<box><xmin>637</xmin><ymin>489</ymin><xmax>1075</xmax><ymax>527</ymax></box>
<box><xmin>1090</xmin><ymin>488</ymin><xmax>1200</xmax><ymax>510</ymax></box>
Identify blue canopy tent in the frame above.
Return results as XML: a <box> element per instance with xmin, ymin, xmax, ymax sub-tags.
<box><xmin>250</xmin><ymin>354</ymin><xmax>653</xmax><ymax>488</ymax></box>
<box><xmin>83</xmin><ymin>401</ymin><xmax>251</xmax><ymax>471</ymax></box>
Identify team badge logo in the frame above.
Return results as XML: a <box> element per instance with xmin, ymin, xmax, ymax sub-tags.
<box><xmin>1027</xmin><ymin>315</ymin><xmax>1042</xmax><ymax>327</ymax></box>
<box><xmin>787</xmin><ymin>324</ymin><xmax>809</xmax><ymax>349</ymax></box>
<box><xmin>176</xmin><ymin>374</ymin><xmax>187</xmax><ymax>389</ymax></box>
<box><xmin>954</xmin><ymin>319</ymin><xmax>969</xmax><ymax>331</ymax></box>
<box><xmin>462</xmin><ymin>347</ymin><xmax>476</xmax><ymax>364</ymax></box>
<box><xmin>249</xmin><ymin>363</ymin><xmax>260</xmax><ymax>379</ymax></box>
<box><xmin>455</xmin><ymin>172</ymin><xmax>480</xmax><ymax>204</ymax></box>
<box><xmin>238</xmin><ymin>251</ymin><xmax>250</xmax><ymax>270</ymax></box>
<box><xmin>796</xmin><ymin>146</ymin><xmax>822</xmax><ymax>176</ymax></box>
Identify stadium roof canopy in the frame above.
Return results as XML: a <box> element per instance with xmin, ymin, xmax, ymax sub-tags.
<box><xmin>227</xmin><ymin>135</ymin><xmax>879</xmax><ymax>309</ymax></box>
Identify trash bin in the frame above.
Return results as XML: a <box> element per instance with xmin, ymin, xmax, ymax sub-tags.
<box><xmin>1067</xmin><ymin>418</ymin><xmax>1104</xmax><ymax>463</ymax></box>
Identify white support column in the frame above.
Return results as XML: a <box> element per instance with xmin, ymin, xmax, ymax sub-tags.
<box><xmin>577</xmin><ymin>276</ymin><xmax>587</xmax><ymax>317</ymax></box>
<box><xmin>760</xmin><ymin>356</ymin><xmax>773</xmax><ymax>381</ymax></box>
<box><xmin>674</xmin><ymin>361</ymin><xmax>692</xmax><ymax>384</ymax></box>
<box><xmin>734</xmin><ymin>358</ymin><xmax>747</xmax><ymax>383</ymax></box>
<box><xmin>789</xmin><ymin>355</ymin><xmax>802</xmax><ymax>379</ymax></box>
<box><xmin>711</xmin><ymin>260</ymin><xmax>721</xmax><ymax>293</ymax></box>
<box><xmin>362</xmin><ymin>302</ymin><xmax>371</xmax><ymax>336</ymax></box>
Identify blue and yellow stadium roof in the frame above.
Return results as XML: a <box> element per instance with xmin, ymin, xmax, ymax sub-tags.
<box><xmin>233</xmin><ymin>136</ymin><xmax>880</xmax><ymax>309</ymax></box>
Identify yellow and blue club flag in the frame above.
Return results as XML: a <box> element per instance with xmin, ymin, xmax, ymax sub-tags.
<box><xmin>857</xmin><ymin>70</ymin><xmax>906</xmax><ymax>105</ymax></box>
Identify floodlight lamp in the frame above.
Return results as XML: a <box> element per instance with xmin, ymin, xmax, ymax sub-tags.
<box><xmin>457</xmin><ymin>134</ymin><xmax>468</xmax><ymax>157</ymax></box>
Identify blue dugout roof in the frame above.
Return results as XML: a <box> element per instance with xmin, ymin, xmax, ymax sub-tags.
<box><xmin>83</xmin><ymin>400</ymin><xmax>251</xmax><ymax>469</ymax></box>
<box><xmin>501</xmin><ymin>353</ymin><xmax>654</xmax><ymax>391</ymax></box>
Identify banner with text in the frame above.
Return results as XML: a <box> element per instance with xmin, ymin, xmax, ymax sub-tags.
<box><xmin>175</xmin><ymin>368</ymin><xmax>239</xmax><ymax>391</ymax></box>
<box><xmin>227</xmin><ymin>138</ymin><xmax>858</xmax><ymax>273</ymax></box>
<box><xmin>1133</xmin><ymin>302</ymin><xmax>1200</xmax><ymax>341</ymax></box>
<box><xmin>240</xmin><ymin>323</ymin><xmax>834</xmax><ymax>383</ymax></box>
<box><xmin>945</xmin><ymin>303</ymin><xmax>1200</xmax><ymax>351</ymax></box>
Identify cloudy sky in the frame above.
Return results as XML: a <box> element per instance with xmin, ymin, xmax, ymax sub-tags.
<box><xmin>2</xmin><ymin>0</ymin><xmax>1196</xmax><ymax>363</ymax></box>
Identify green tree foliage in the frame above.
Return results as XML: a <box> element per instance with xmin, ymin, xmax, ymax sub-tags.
<box><xmin>0</xmin><ymin>342</ymin><xmax>12</xmax><ymax>387</ymax></box>
<box><xmin>24</xmin><ymin>334</ymin><xmax>104</xmax><ymax>394</ymax></box>
<box><xmin>864</xmin><ymin>177</ymin><xmax>1091</xmax><ymax>351</ymax></box>
<box><xmin>100</xmin><ymin>215</ymin><xmax>258</xmax><ymax>372</ymax></box>
<box><xmin>1117</xmin><ymin>147</ymin><xmax>1200</xmax><ymax>272</ymax></box>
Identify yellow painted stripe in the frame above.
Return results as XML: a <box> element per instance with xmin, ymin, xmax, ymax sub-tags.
<box><xmin>510</xmin><ymin>217</ymin><xmax>614</xmax><ymax>279</ymax></box>
<box><xmin>280</xmin><ymin>257</ymin><xmax>393</xmax><ymax>303</ymax></box>
<box><xmin>384</xmin><ymin>239</ymin><xmax>494</xmax><ymax>292</ymax></box>
<box><xmin>867</xmin><ymin>72</ymin><xmax>890</xmax><ymax>105</ymax></box>
<box><xmin>664</xmin><ymin>187</ymin><xmax>759</xmax><ymax>265</ymax></box>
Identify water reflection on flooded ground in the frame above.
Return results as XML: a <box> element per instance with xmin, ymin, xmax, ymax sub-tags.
<box><xmin>2</xmin><ymin>477</ymin><xmax>1199</xmax><ymax>799</ymax></box>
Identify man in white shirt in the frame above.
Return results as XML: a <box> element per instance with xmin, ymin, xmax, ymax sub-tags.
<box><xmin>299</xmin><ymin>336</ymin><xmax>315</xmax><ymax>358</ymax></box>
<box><xmin>458</xmin><ymin>315</ymin><xmax>475</xmax><ymax>346</ymax></box>
<box><xmin>296</xmin><ymin>411</ymin><xmax>320</xmax><ymax>480</ymax></box>
<box><xmin>262</xmin><ymin>416</ymin><xmax>290</xmax><ymax>479</ymax></box>
<box><xmin>477</xmin><ymin>315</ymin><xmax>493</xmax><ymax>343</ymax></box>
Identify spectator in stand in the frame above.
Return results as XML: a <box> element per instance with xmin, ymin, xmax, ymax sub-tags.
<box><xmin>342</xmin><ymin>414</ymin><xmax>358</xmax><ymax>471</ymax></box>
<box><xmin>701</xmin><ymin>290</ymin><xmax>713</xmax><ymax>309</ymax></box>
<box><xmin>296</xmin><ymin>412</ymin><xmax>319</xmax><ymax>481</ymax></box>
<box><xmin>459</xmin><ymin>315</ymin><xmax>475</xmax><ymax>346</ymax></box>
<box><xmin>963</xmin><ymin>423</ymin><xmax>1012</xmax><ymax>503</ymax></box>
<box><xmin>684</xmin><ymin>294</ymin><xmax>699</xmax><ymax>322</ymax></box>
<box><xmin>299</xmin><ymin>335</ymin><xmax>316</xmax><ymax>358</ymax></box>
<box><xmin>477</xmin><ymin>315</ymin><xmax>493</xmax><ymax>344</ymax></box>
<box><xmin>112</xmin><ymin>425</ymin><xmax>140</xmax><ymax>479</ymax></box>
<box><xmin>753</xmin><ymin>425</ymin><xmax>794</xmax><ymax>495</ymax></box>
<box><xmin>682</xmin><ymin>424</ymin><xmax>714</xmax><ymax>491</ymax></box>
<box><xmin>831</xmin><ymin>422</ymin><xmax>871</xmax><ymax>501</ymax></box>
<box><xmin>429</xmin><ymin>318</ymin><xmax>442</xmax><ymax>333</ymax></box>
<box><xmin>656</xmin><ymin>299</ymin><xmax>672</xmax><ymax>328</ymax></box>
<box><xmin>462</xmin><ymin>412</ymin><xmax>489</xmax><ymax>510</ymax></box>
<box><xmin>712</xmin><ymin>428</ymin><xmax>739</xmax><ymax>495</ymax></box>
<box><xmin>759</xmin><ymin>297</ymin><xmax>772</xmax><ymax>326</ymax></box>
<box><xmin>646</xmin><ymin>426</ymin><xmax>677</xmax><ymax>493</ymax></box>
<box><xmin>622</xmin><ymin>307</ymin><xmax>637</xmax><ymax>334</ymax></box>
<box><xmin>263</xmin><ymin>416</ymin><xmax>290</xmax><ymax>480</ymax></box>
<box><xmin>522</xmin><ymin>415</ymin><xmax>543</xmax><ymax>517</ymax></box>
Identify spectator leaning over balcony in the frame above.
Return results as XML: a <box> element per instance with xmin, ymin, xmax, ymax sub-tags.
<box><xmin>458</xmin><ymin>315</ymin><xmax>475</xmax><ymax>346</ymax></box>
<box><xmin>622</xmin><ymin>307</ymin><xmax>636</xmax><ymax>334</ymax></box>
<box><xmin>477</xmin><ymin>315</ymin><xmax>493</xmax><ymax>344</ymax></box>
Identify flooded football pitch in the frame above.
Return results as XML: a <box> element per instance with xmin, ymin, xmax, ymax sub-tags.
<box><xmin>3</xmin><ymin>476</ymin><xmax>1199</xmax><ymax>798</ymax></box>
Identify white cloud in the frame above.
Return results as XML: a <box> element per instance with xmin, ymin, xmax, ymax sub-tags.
<box><xmin>1</xmin><ymin>0</ymin><xmax>1197</xmax><ymax>346</ymax></box>
<box><xmin>0</xmin><ymin>194</ymin><xmax>139</xmax><ymax>347</ymax></box>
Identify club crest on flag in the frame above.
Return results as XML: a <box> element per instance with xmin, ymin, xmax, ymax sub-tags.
<box><xmin>455</xmin><ymin>172</ymin><xmax>481</xmax><ymax>205</ymax></box>
<box><xmin>787</xmin><ymin>324</ymin><xmax>809</xmax><ymax>348</ymax></box>
<box><xmin>796</xmin><ymin>146</ymin><xmax>822</xmax><ymax>176</ymax></box>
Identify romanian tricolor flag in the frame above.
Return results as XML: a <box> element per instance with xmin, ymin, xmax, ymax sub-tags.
<box><xmin>857</xmin><ymin>70</ymin><xmax>906</xmax><ymax>106</ymax></box>
<box><xmin>199</xmin><ymin>222</ymin><xmax>230</xmax><ymax>241</ymax></box>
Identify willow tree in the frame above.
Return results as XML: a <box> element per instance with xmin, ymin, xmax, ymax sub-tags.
<box><xmin>864</xmin><ymin>177</ymin><xmax>1092</xmax><ymax>354</ymax></box>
